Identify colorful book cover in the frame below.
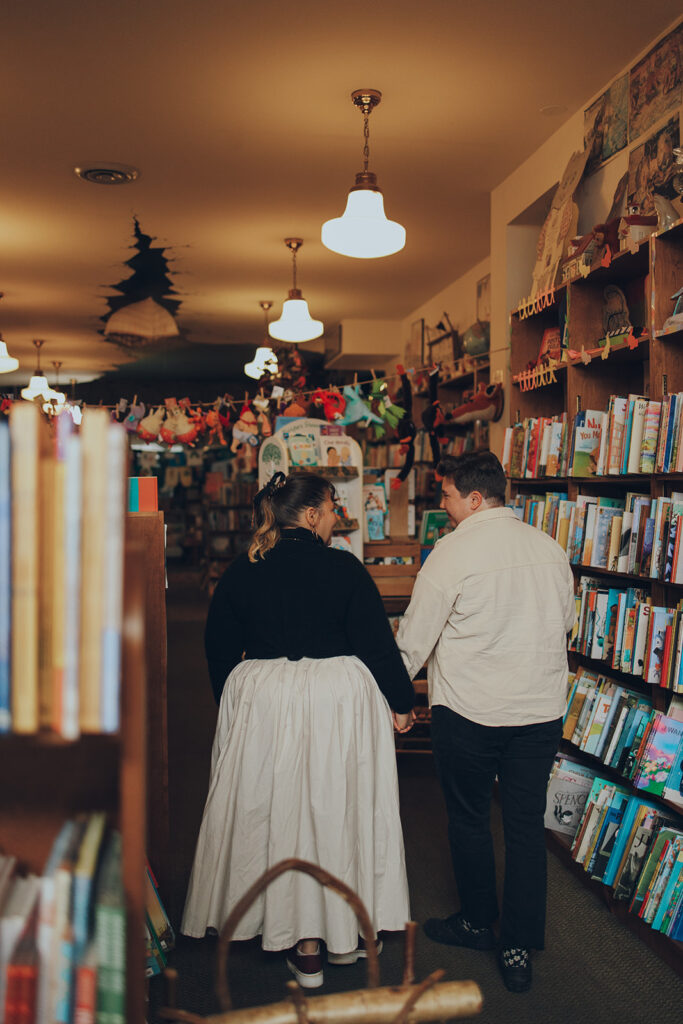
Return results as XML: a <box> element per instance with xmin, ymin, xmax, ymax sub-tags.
<box><xmin>635</xmin><ymin>715</ymin><xmax>683</xmax><ymax>796</ymax></box>
<box><xmin>544</xmin><ymin>764</ymin><xmax>597</xmax><ymax>837</ymax></box>
<box><xmin>284</xmin><ymin>429</ymin><xmax>320</xmax><ymax>466</ymax></box>
<box><xmin>639</xmin><ymin>400</ymin><xmax>662</xmax><ymax>473</ymax></box>
<box><xmin>571</xmin><ymin>411</ymin><xmax>603</xmax><ymax>477</ymax></box>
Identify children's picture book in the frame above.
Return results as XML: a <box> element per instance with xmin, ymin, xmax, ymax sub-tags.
<box><xmin>419</xmin><ymin>509</ymin><xmax>451</xmax><ymax>546</ymax></box>
<box><xmin>544</xmin><ymin>760</ymin><xmax>597</xmax><ymax>838</ymax></box>
<box><xmin>283</xmin><ymin>429</ymin><xmax>320</xmax><ymax>466</ymax></box>
<box><xmin>363</xmin><ymin>484</ymin><xmax>387</xmax><ymax>541</ymax></box>
<box><xmin>322</xmin><ymin>436</ymin><xmax>354</xmax><ymax>467</ymax></box>
<box><xmin>635</xmin><ymin>715</ymin><xmax>683</xmax><ymax>796</ymax></box>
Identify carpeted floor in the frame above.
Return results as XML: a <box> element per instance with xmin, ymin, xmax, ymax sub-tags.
<box><xmin>148</xmin><ymin>570</ymin><xmax>683</xmax><ymax>1024</ymax></box>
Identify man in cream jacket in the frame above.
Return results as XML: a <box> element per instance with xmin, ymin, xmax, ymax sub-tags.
<box><xmin>397</xmin><ymin>452</ymin><xmax>576</xmax><ymax>993</ymax></box>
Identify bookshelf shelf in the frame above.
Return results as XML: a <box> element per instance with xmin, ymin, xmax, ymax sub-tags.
<box><xmin>508</xmin><ymin>222</ymin><xmax>683</xmax><ymax>970</ymax></box>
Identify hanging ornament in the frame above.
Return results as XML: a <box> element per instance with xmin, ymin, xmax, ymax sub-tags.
<box><xmin>137</xmin><ymin>405</ymin><xmax>167</xmax><ymax>442</ymax></box>
<box><xmin>421</xmin><ymin>366</ymin><xmax>447</xmax><ymax>467</ymax></box>
<box><xmin>370</xmin><ymin>378</ymin><xmax>405</xmax><ymax>434</ymax></box>
<box><xmin>124</xmin><ymin>396</ymin><xmax>146</xmax><ymax>432</ymax></box>
<box><xmin>338</xmin><ymin>384</ymin><xmax>384</xmax><ymax>429</ymax></box>
<box><xmin>311</xmin><ymin>387</ymin><xmax>346</xmax><ymax>422</ymax></box>
<box><xmin>231</xmin><ymin>402</ymin><xmax>259</xmax><ymax>453</ymax></box>
<box><xmin>391</xmin><ymin>364</ymin><xmax>416</xmax><ymax>490</ymax></box>
<box><xmin>205</xmin><ymin>401</ymin><xmax>227</xmax><ymax>447</ymax></box>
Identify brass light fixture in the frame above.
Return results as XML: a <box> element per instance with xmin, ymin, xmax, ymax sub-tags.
<box><xmin>322</xmin><ymin>90</ymin><xmax>406</xmax><ymax>259</ymax></box>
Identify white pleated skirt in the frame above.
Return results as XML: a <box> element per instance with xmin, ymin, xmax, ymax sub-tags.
<box><xmin>180</xmin><ymin>655</ymin><xmax>410</xmax><ymax>954</ymax></box>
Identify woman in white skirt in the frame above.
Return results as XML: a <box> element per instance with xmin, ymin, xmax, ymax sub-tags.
<box><xmin>181</xmin><ymin>472</ymin><xmax>416</xmax><ymax>988</ymax></box>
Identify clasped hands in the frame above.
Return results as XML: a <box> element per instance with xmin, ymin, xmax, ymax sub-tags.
<box><xmin>392</xmin><ymin>710</ymin><xmax>416</xmax><ymax>733</ymax></box>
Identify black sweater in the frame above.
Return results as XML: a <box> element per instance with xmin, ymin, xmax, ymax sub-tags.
<box><xmin>204</xmin><ymin>527</ymin><xmax>415</xmax><ymax>712</ymax></box>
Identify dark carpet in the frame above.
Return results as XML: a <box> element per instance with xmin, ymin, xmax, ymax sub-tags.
<box><xmin>148</xmin><ymin>571</ymin><xmax>683</xmax><ymax>1024</ymax></box>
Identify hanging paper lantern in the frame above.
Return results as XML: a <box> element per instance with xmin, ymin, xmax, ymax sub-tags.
<box><xmin>104</xmin><ymin>297</ymin><xmax>180</xmax><ymax>349</ymax></box>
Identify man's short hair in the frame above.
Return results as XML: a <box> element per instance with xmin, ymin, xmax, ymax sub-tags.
<box><xmin>437</xmin><ymin>451</ymin><xmax>506</xmax><ymax>504</ymax></box>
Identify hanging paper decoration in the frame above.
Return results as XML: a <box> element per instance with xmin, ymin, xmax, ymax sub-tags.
<box><xmin>391</xmin><ymin>364</ymin><xmax>416</xmax><ymax>490</ymax></box>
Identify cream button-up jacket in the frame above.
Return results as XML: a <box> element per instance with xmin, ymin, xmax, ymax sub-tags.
<box><xmin>397</xmin><ymin>506</ymin><xmax>577</xmax><ymax>727</ymax></box>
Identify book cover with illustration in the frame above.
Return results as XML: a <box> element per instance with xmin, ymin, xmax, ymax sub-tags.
<box><xmin>635</xmin><ymin>715</ymin><xmax>683</xmax><ymax>796</ymax></box>
<box><xmin>571</xmin><ymin>411</ymin><xmax>604</xmax><ymax>477</ymax></box>
<box><xmin>545</xmin><ymin>762</ymin><xmax>597</xmax><ymax>837</ymax></box>
<box><xmin>284</xmin><ymin>429</ymin><xmax>320</xmax><ymax>466</ymax></box>
<box><xmin>322</xmin><ymin>437</ymin><xmax>354</xmax><ymax>467</ymax></box>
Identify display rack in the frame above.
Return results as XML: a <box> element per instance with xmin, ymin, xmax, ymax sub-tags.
<box><xmin>258</xmin><ymin>418</ymin><xmax>363</xmax><ymax>560</ymax></box>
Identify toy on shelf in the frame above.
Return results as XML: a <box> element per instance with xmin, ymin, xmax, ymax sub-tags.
<box><xmin>231</xmin><ymin>402</ymin><xmax>259</xmax><ymax>453</ymax></box>
<box><xmin>421</xmin><ymin>366</ymin><xmax>448</xmax><ymax>467</ymax></box>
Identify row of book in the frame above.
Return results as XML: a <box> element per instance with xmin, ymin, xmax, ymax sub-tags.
<box><xmin>562</xmin><ymin>669</ymin><xmax>683</xmax><ymax>795</ymax></box>
<box><xmin>570</xmin><ymin>576</ymin><xmax>683</xmax><ymax>690</ymax></box>
<box><xmin>0</xmin><ymin>816</ymin><xmax>124</xmax><ymax>1024</ymax></box>
<box><xmin>545</xmin><ymin>760</ymin><xmax>683</xmax><ymax>938</ymax></box>
<box><xmin>501</xmin><ymin>391</ymin><xmax>681</xmax><ymax>479</ymax></box>
<box><xmin>0</xmin><ymin>405</ymin><xmax>127</xmax><ymax>737</ymax></box>
<box><xmin>510</xmin><ymin>490</ymin><xmax>683</xmax><ymax>585</ymax></box>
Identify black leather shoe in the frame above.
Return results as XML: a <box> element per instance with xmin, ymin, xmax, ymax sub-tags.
<box><xmin>498</xmin><ymin>948</ymin><xmax>532</xmax><ymax>993</ymax></box>
<box><xmin>423</xmin><ymin>912</ymin><xmax>495</xmax><ymax>950</ymax></box>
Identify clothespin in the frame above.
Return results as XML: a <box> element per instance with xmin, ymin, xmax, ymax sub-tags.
<box><xmin>370</xmin><ymin>368</ymin><xmax>376</xmax><ymax>380</ymax></box>
<box><xmin>626</xmin><ymin>329</ymin><xmax>639</xmax><ymax>350</ymax></box>
<box><xmin>580</xmin><ymin>346</ymin><xmax>591</xmax><ymax>365</ymax></box>
<box><xmin>353</xmin><ymin>372</ymin><xmax>358</xmax><ymax>387</ymax></box>
<box><xmin>601</xmin><ymin>337</ymin><xmax>611</xmax><ymax>361</ymax></box>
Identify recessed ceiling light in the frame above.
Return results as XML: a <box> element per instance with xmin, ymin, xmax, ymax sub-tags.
<box><xmin>539</xmin><ymin>104</ymin><xmax>568</xmax><ymax>117</ymax></box>
<box><xmin>74</xmin><ymin>162</ymin><xmax>140</xmax><ymax>185</ymax></box>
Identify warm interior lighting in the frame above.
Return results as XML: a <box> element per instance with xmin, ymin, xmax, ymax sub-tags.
<box><xmin>322</xmin><ymin>90</ymin><xmax>406</xmax><ymax>259</ymax></box>
<box><xmin>0</xmin><ymin>336</ymin><xmax>19</xmax><ymax>373</ymax></box>
<box><xmin>269</xmin><ymin>239</ymin><xmax>323</xmax><ymax>343</ymax></box>
<box><xmin>245</xmin><ymin>346</ymin><xmax>279</xmax><ymax>380</ymax></box>
<box><xmin>20</xmin><ymin>340</ymin><xmax>65</xmax><ymax>405</ymax></box>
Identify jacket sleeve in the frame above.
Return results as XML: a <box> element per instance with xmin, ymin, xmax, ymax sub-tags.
<box><xmin>344</xmin><ymin>561</ymin><xmax>415</xmax><ymax>713</ymax></box>
<box><xmin>204</xmin><ymin>564</ymin><xmax>247</xmax><ymax>704</ymax></box>
<box><xmin>396</xmin><ymin>568</ymin><xmax>456</xmax><ymax>680</ymax></box>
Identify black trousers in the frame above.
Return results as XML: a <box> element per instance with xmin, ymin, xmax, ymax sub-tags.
<box><xmin>430</xmin><ymin>704</ymin><xmax>562</xmax><ymax>949</ymax></box>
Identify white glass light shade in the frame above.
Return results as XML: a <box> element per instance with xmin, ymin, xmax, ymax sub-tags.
<box><xmin>245</xmin><ymin>346</ymin><xmax>279</xmax><ymax>380</ymax></box>
<box><xmin>21</xmin><ymin>374</ymin><xmax>51</xmax><ymax>400</ymax></box>
<box><xmin>0</xmin><ymin>340</ymin><xmax>19</xmax><ymax>373</ymax></box>
<box><xmin>268</xmin><ymin>298</ymin><xmax>323</xmax><ymax>343</ymax></box>
<box><xmin>322</xmin><ymin>188</ymin><xmax>406</xmax><ymax>258</ymax></box>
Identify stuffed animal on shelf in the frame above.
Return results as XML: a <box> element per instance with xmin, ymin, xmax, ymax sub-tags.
<box><xmin>137</xmin><ymin>405</ymin><xmax>166</xmax><ymax>442</ymax></box>
<box><xmin>421</xmin><ymin>366</ymin><xmax>447</xmax><ymax>467</ymax></box>
<box><xmin>450</xmin><ymin>382</ymin><xmax>504</xmax><ymax>425</ymax></box>
<box><xmin>391</xmin><ymin>364</ymin><xmax>416</xmax><ymax>490</ymax></box>
<box><xmin>231</xmin><ymin>401</ymin><xmax>259</xmax><ymax>453</ymax></box>
<box><xmin>338</xmin><ymin>385</ymin><xmax>384</xmax><ymax>429</ymax></box>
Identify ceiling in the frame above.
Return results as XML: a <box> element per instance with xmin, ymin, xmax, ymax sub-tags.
<box><xmin>1</xmin><ymin>0</ymin><xmax>681</xmax><ymax>387</ymax></box>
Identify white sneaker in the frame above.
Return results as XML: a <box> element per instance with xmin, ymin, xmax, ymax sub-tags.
<box><xmin>328</xmin><ymin>938</ymin><xmax>383</xmax><ymax>965</ymax></box>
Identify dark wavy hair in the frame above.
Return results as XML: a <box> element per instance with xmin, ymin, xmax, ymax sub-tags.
<box><xmin>248</xmin><ymin>472</ymin><xmax>336</xmax><ymax>561</ymax></box>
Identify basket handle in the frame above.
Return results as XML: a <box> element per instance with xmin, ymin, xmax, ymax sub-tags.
<box><xmin>215</xmin><ymin>858</ymin><xmax>380</xmax><ymax>1010</ymax></box>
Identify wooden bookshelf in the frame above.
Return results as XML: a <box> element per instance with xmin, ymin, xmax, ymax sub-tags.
<box><xmin>507</xmin><ymin>219</ymin><xmax>683</xmax><ymax>970</ymax></box>
<box><xmin>0</xmin><ymin>543</ymin><xmax>148</xmax><ymax>1023</ymax></box>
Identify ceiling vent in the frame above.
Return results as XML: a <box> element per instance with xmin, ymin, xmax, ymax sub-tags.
<box><xmin>74</xmin><ymin>163</ymin><xmax>139</xmax><ymax>185</ymax></box>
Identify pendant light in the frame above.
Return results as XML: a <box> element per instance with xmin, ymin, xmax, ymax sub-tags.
<box><xmin>268</xmin><ymin>239</ymin><xmax>323</xmax><ymax>343</ymax></box>
<box><xmin>322</xmin><ymin>89</ymin><xmax>406</xmax><ymax>259</ymax></box>
<box><xmin>21</xmin><ymin>339</ymin><xmax>64</xmax><ymax>403</ymax></box>
<box><xmin>0</xmin><ymin>333</ymin><xmax>19</xmax><ymax>373</ymax></box>
<box><xmin>245</xmin><ymin>302</ymin><xmax>279</xmax><ymax>380</ymax></box>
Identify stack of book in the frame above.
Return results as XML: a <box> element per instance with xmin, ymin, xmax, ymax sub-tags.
<box><xmin>569</xmin><ymin>576</ymin><xmax>683</xmax><ymax>689</ymax></box>
<box><xmin>501</xmin><ymin>391</ymin><xmax>683</xmax><ymax>479</ymax></box>
<box><xmin>510</xmin><ymin>490</ymin><xmax>683</xmax><ymax>585</ymax></box>
<box><xmin>144</xmin><ymin>861</ymin><xmax>175</xmax><ymax>978</ymax></box>
<box><xmin>0</xmin><ymin>816</ymin><xmax>125</xmax><ymax>1024</ymax></box>
<box><xmin>0</xmin><ymin>404</ymin><xmax>127</xmax><ymax>738</ymax></box>
<box><xmin>562</xmin><ymin>670</ymin><xmax>683</xmax><ymax>794</ymax></box>
<box><xmin>566</xmin><ymin>777</ymin><xmax>683</xmax><ymax>938</ymax></box>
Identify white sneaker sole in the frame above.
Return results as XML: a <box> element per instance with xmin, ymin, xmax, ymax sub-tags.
<box><xmin>286</xmin><ymin>957</ymin><xmax>324</xmax><ymax>988</ymax></box>
<box><xmin>328</xmin><ymin>940</ymin><xmax>383</xmax><ymax>965</ymax></box>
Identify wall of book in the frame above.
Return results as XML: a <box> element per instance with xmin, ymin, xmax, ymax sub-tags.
<box><xmin>504</xmin><ymin>217</ymin><xmax>683</xmax><ymax>970</ymax></box>
<box><xmin>0</xmin><ymin>403</ymin><xmax>147</xmax><ymax>1022</ymax></box>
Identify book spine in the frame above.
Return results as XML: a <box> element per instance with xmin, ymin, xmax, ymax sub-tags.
<box><xmin>0</xmin><ymin>421</ymin><xmax>10</xmax><ymax>732</ymax></box>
